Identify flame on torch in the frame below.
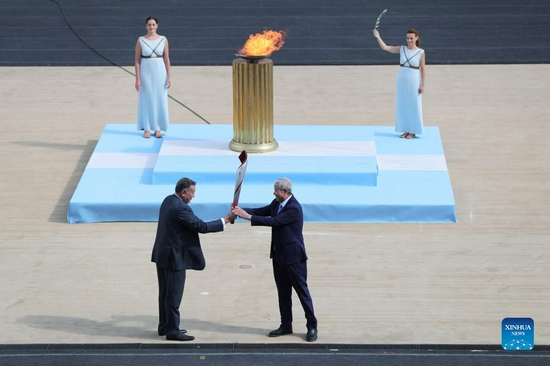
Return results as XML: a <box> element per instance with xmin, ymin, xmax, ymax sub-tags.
<box><xmin>237</xmin><ymin>29</ymin><xmax>287</xmax><ymax>56</ymax></box>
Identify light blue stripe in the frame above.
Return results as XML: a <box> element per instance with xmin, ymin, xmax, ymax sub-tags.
<box><xmin>152</xmin><ymin>156</ymin><xmax>378</xmax><ymax>185</ymax></box>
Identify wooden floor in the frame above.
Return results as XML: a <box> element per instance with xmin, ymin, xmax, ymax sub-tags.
<box><xmin>0</xmin><ymin>64</ymin><xmax>549</xmax><ymax>345</ymax></box>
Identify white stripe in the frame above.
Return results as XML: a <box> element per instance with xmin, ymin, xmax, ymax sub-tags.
<box><xmin>159</xmin><ymin>140</ymin><xmax>376</xmax><ymax>157</ymax></box>
<box><xmin>85</xmin><ymin>152</ymin><xmax>446</xmax><ymax>171</ymax></box>
<box><xmin>87</xmin><ymin>153</ymin><xmax>157</xmax><ymax>169</ymax></box>
<box><xmin>378</xmin><ymin>154</ymin><xmax>448</xmax><ymax>171</ymax></box>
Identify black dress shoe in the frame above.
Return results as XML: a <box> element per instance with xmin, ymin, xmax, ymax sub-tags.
<box><xmin>166</xmin><ymin>331</ymin><xmax>195</xmax><ymax>341</ymax></box>
<box><xmin>306</xmin><ymin>328</ymin><xmax>317</xmax><ymax>342</ymax></box>
<box><xmin>159</xmin><ymin>329</ymin><xmax>186</xmax><ymax>336</ymax></box>
<box><xmin>268</xmin><ymin>326</ymin><xmax>293</xmax><ymax>337</ymax></box>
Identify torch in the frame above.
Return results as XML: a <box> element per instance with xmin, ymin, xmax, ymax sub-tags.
<box><xmin>231</xmin><ymin>150</ymin><xmax>248</xmax><ymax>223</ymax></box>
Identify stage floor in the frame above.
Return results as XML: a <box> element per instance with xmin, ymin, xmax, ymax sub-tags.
<box><xmin>67</xmin><ymin>124</ymin><xmax>456</xmax><ymax>224</ymax></box>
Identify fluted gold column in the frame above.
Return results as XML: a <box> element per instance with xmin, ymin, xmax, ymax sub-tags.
<box><xmin>230</xmin><ymin>58</ymin><xmax>278</xmax><ymax>153</ymax></box>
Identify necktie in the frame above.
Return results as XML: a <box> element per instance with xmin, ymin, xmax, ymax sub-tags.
<box><xmin>277</xmin><ymin>204</ymin><xmax>283</xmax><ymax>214</ymax></box>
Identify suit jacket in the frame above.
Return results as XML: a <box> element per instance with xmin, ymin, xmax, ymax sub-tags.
<box><xmin>151</xmin><ymin>194</ymin><xmax>224</xmax><ymax>271</ymax></box>
<box><xmin>245</xmin><ymin>195</ymin><xmax>308</xmax><ymax>265</ymax></box>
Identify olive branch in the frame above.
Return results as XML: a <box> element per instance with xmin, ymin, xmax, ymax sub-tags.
<box><xmin>374</xmin><ymin>9</ymin><xmax>388</xmax><ymax>29</ymax></box>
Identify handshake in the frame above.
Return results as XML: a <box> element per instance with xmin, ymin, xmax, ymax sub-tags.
<box><xmin>224</xmin><ymin>206</ymin><xmax>251</xmax><ymax>224</ymax></box>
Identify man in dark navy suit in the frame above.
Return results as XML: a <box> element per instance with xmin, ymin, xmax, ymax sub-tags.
<box><xmin>152</xmin><ymin>177</ymin><xmax>235</xmax><ymax>341</ymax></box>
<box><xmin>232</xmin><ymin>177</ymin><xmax>318</xmax><ymax>342</ymax></box>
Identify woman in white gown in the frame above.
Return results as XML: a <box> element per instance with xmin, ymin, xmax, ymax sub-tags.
<box><xmin>373</xmin><ymin>28</ymin><xmax>425</xmax><ymax>139</ymax></box>
<box><xmin>135</xmin><ymin>17</ymin><xmax>171</xmax><ymax>138</ymax></box>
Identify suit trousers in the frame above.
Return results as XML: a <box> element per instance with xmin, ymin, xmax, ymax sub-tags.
<box><xmin>272</xmin><ymin>258</ymin><xmax>317</xmax><ymax>329</ymax></box>
<box><xmin>156</xmin><ymin>264</ymin><xmax>186</xmax><ymax>336</ymax></box>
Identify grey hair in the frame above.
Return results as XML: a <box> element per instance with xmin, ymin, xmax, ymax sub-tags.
<box><xmin>275</xmin><ymin>177</ymin><xmax>292</xmax><ymax>194</ymax></box>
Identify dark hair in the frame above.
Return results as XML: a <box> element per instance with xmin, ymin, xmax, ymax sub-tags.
<box><xmin>407</xmin><ymin>28</ymin><xmax>420</xmax><ymax>47</ymax></box>
<box><xmin>145</xmin><ymin>16</ymin><xmax>158</xmax><ymax>25</ymax></box>
<box><xmin>175</xmin><ymin>177</ymin><xmax>196</xmax><ymax>193</ymax></box>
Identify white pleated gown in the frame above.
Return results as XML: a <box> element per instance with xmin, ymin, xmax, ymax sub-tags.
<box><xmin>395</xmin><ymin>46</ymin><xmax>424</xmax><ymax>135</ymax></box>
<box><xmin>137</xmin><ymin>36</ymin><xmax>169</xmax><ymax>132</ymax></box>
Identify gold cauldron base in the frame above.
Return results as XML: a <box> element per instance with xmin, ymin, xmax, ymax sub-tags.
<box><xmin>231</xmin><ymin>57</ymin><xmax>277</xmax><ymax>153</ymax></box>
<box><xmin>229</xmin><ymin>139</ymin><xmax>278</xmax><ymax>153</ymax></box>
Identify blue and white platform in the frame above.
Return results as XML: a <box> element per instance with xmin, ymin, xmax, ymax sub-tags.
<box><xmin>67</xmin><ymin>124</ymin><xmax>456</xmax><ymax>224</ymax></box>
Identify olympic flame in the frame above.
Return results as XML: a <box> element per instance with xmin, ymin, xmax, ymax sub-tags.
<box><xmin>237</xmin><ymin>30</ymin><xmax>287</xmax><ymax>56</ymax></box>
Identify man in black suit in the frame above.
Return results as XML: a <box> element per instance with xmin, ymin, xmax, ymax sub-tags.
<box><xmin>151</xmin><ymin>177</ymin><xmax>235</xmax><ymax>341</ymax></box>
<box><xmin>232</xmin><ymin>177</ymin><xmax>318</xmax><ymax>342</ymax></box>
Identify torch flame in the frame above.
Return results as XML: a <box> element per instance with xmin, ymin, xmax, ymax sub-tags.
<box><xmin>238</xmin><ymin>30</ymin><xmax>287</xmax><ymax>56</ymax></box>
